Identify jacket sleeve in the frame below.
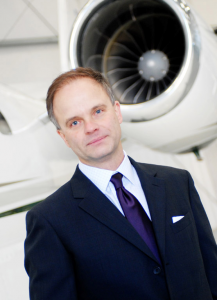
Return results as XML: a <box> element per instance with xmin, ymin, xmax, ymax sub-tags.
<box><xmin>24</xmin><ymin>209</ymin><xmax>78</xmax><ymax>300</ymax></box>
<box><xmin>187</xmin><ymin>171</ymin><xmax>217</xmax><ymax>300</ymax></box>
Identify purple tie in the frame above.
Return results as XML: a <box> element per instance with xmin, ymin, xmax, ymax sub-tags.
<box><xmin>110</xmin><ymin>172</ymin><xmax>161</xmax><ymax>264</ymax></box>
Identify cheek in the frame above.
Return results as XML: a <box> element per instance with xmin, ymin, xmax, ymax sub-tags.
<box><xmin>64</xmin><ymin>131</ymin><xmax>79</xmax><ymax>147</ymax></box>
<box><xmin>113</xmin><ymin>115</ymin><xmax>121</xmax><ymax>130</ymax></box>
<box><xmin>108</xmin><ymin>116</ymin><xmax>121</xmax><ymax>138</ymax></box>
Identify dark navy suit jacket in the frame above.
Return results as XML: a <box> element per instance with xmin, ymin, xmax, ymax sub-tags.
<box><xmin>24</xmin><ymin>158</ymin><xmax>217</xmax><ymax>300</ymax></box>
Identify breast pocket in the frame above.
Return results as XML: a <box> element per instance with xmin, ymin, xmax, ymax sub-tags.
<box><xmin>171</xmin><ymin>212</ymin><xmax>192</xmax><ymax>234</ymax></box>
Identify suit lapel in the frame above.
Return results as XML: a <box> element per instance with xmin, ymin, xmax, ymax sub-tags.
<box><xmin>71</xmin><ymin>163</ymin><xmax>166</xmax><ymax>263</ymax></box>
<box><xmin>130</xmin><ymin>158</ymin><xmax>166</xmax><ymax>261</ymax></box>
<box><xmin>71</xmin><ymin>166</ymin><xmax>158</xmax><ymax>263</ymax></box>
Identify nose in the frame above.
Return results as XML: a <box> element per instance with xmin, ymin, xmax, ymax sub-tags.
<box><xmin>84</xmin><ymin>119</ymin><xmax>98</xmax><ymax>134</ymax></box>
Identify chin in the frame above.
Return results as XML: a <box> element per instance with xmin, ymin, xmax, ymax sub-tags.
<box><xmin>90</xmin><ymin>147</ymin><xmax>116</xmax><ymax>162</ymax></box>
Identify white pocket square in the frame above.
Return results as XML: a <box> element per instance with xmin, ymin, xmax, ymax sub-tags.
<box><xmin>172</xmin><ymin>216</ymin><xmax>184</xmax><ymax>223</ymax></box>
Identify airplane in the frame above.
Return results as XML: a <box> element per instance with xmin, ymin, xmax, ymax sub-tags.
<box><xmin>70</xmin><ymin>0</ymin><xmax>217</xmax><ymax>155</ymax></box>
<box><xmin>1</xmin><ymin>0</ymin><xmax>217</xmax><ymax>299</ymax></box>
<box><xmin>0</xmin><ymin>83</ymin><xmax>77</xmax><ymax>214</ymax></box>
<box><xmin>0</xmin><ymin>84</ymin><xmax>78</xmax><ymax>299</ymax></box>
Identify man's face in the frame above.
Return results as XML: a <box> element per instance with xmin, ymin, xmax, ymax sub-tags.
<box><xmin>53</xmin><ymin>77</ymin><xmax>123</xmax><ymax>168</ymax></box>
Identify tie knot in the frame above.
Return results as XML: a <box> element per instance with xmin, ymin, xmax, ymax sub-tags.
<box><xmin>110</xmin><ymin>172</ymin><xmax>123</xmax><ymax>190</ymax></box>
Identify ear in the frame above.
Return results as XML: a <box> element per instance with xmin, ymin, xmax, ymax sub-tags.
<box><xmin>114</xmin><ymin>101</ymin><xmax>123</xmax><ymax>124</ymax></box>
<box><xmin>57</xmin><ymin>130</ymin><xmax>70</xmax><ymax>148</ymax></box>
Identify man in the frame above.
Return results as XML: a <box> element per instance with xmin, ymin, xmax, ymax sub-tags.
<box><xmin>24</xmin><ymin>67</ymin><xmax>217</xmax><ymax>300</ymax></box>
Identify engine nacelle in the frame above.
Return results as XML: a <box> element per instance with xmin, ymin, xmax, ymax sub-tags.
<box><xmin>70</xmin><ymin>0</ymin><xmax>217</xmax><ymax>153</ymax></box>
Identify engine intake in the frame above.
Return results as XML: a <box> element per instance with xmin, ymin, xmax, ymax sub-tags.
<box><xmin>70</xmin><ymin>0</ymin><xmax>198</xmax><ymax>122</ymax></box>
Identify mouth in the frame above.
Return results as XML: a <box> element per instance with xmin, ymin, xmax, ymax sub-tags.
<box><xmin>87</xmin><ymin>135</ymin><xmax>107</xmax><ymax>146</ymax></box>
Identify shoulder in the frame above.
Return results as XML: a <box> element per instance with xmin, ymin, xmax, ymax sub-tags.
<box><xmin>27</xmin><ymin>179</ymin><xmax>74</xmax><ymax>220</ymax></box>
<box><xmin>26</xmin><ymin>166</ymin><xmax>93</xmax><ymax>226</ymax></box>
<box><xmin>132</xmin><ymin>160</ymin><xmax>196</xmax><ymax>204</ymax></box>
<box><xmin>130</xmin><ymin>158</ymin><xmax>191</xmax><ymax>188</ymax></box>
<box><xmin>130</xmin><ymin>156</ymin><xmax>189</xmax><ymax>178</ymax></box>
<box><xmin>141</xmin><ymin>162</ymin><xmax>188</xmax><ymax>176</ymax></box>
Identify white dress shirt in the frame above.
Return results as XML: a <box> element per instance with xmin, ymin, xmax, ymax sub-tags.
<box><xmin>78</xmin><ymin>152</ymin><xmax>151</xmax><ymax>220</ymax></box>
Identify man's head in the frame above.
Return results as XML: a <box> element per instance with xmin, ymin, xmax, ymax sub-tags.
<box><xmin>46</xmin><ymin>67</ymin><xmax>123</xmax><ymax>169</ymax></box>
<box><xmin>46</xmin><ymin>67</ymin><xmax>115</xmax><ymax>130</ymax></box>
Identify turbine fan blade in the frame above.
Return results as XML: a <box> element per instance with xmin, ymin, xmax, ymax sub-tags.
<box><xmin>78</xmin><ymin>0</ymin><xmax>185</xmax><ymax>104</ymax></box>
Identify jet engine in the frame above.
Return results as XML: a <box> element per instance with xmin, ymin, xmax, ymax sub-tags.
<box><xmin>69</xmin><ymin>0</ymin><xmax>217</xmax><ymax>153</ymax></box>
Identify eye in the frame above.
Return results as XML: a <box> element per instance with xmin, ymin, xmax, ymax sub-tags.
<box><xmin>72</xmin><ymin>120</ymin><xmax>78</xmax><ymax>126</ymax></box>
<box><xmin>96</xmin><ymin>109</ymin><xmax>102</xmax><ymax>114</ymax></box>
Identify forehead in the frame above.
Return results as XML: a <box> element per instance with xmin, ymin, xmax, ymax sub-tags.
<box><xmin>53</xmin><ymin>77</ymin><xmax>111</xmax><ymax>117</ymax></box>
<box><xmin>54</xmin><ymin>77</ymin><xmax>108</xmax><ymax>104</ymax></box>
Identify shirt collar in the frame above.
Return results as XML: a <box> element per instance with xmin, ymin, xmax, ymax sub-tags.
<box><xmin>116</xmin><ymin>153</ymin><xmax>135</xmax><ymax>185</ymax></box>
<box><xmin>78</xmin><ymin>151</ymin><xmax>135</xmax><ymax>193</ymax></box>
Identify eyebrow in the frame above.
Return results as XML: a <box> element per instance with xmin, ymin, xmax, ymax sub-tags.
<box><xmin>65</xmin><ymin>116</ymin><xmax>77</xmax><ymax>127</ymax></box>
<box><xmin>65</xmin><ymin>104</ymin><xmax>107</xmax><ymax>126</ymax></box>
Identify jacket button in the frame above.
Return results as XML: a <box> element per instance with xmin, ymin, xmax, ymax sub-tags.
<box><xmin>153</xmin><ymin>267</ymin><xmax>161</xmax><ymax>275</ymax></box>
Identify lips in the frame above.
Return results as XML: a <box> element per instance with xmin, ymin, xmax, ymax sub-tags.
<box><xmin>87</xmin><ymin>135</ymin><xmax>107</xmax><ymax>146</ymax></box>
